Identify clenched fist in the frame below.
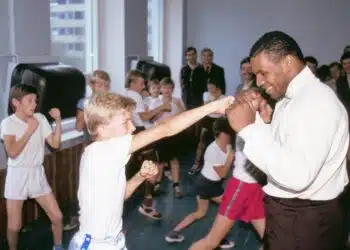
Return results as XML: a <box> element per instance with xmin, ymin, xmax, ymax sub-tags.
<box><xmin>49</xmin><ymin>108</ymin><xmax>61</xmax><ymax>121</ymax></box>
<box><xmin>139</xmin><ymin>160</ymin><xmax>159</xmax><ymax>179</ymax></box>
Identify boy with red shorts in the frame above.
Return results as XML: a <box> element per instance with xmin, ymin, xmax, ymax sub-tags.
<box><xmin>190</xmin><ymin>135</ymin><xmax>265</xmax><ymax>250</ymax></box>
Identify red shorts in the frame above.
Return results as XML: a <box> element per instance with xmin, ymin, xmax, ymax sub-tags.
<box><xmin>219</xmin><ymin>177</ymin><xmax>265</xmax><ymax>222</ymax></box>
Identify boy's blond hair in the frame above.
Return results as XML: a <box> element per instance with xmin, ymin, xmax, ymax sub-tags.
<box><xmin>84</xmin><ymin>92</ymin><xmax>135</xmax><ymax>136</ymax></box>
<box><xmin>92</xmin><ymin>70</ymin><xmax>111</xmax><ymax>88</ymax></box>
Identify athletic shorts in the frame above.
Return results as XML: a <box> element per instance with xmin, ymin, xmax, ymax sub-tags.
<box><xmin>194</xmin><ymin>174</ymin><xmax>224</xmax><ymax>200</ymax></box>
<box><xmin>68</xmin><ymin>232</ymin><xmax>127</xmax><ymax>250</ymax></box>
<box><xmin>218</xmin><ymin>177</ymin><xmax>265</xmax><ymax>222</ymax></box>
<box><xmin>5</xmin><ymin>165</ymin><xmax>52</xmax><ymax>200</ymax></box>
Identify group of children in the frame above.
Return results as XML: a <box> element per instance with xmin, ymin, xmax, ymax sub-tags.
<box><xmin>0</xmin><ymin>66</ymin><xmax>267</xmax><ymax>250</ymax></box>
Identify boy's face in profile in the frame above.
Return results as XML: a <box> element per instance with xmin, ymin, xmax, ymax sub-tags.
<box><xmin>91</xmin><ymin>76</ymin><xmax>109</xmax><ymax>94</ymax></box>
<box><xmin>149</xmin><ymin>83</ymin><xmax>160</xmax><ymax>97</ymax></box>
<box><xmin>102</xmin><ymin>109</ymin><xmax>135</xmax><ymax>138</ymax></box>
<box><xmin>12</xmin><ymin>93</ymin><xmax>37</xmax><ymax>118</ymax></box>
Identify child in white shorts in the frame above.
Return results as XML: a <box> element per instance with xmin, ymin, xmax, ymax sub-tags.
<box><xmin>1</xmin><ymin>84</ymin><xmax>63</xmax><ymax>250</ymax></box>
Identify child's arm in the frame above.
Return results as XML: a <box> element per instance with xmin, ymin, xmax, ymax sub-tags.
<box><xmin>139</xmin><ymin>103</ymin><xmax>170</xmax><ymax>121</ymax></box>
<box><xmin>131</xmin><ymin>96</ymin><xmax>234</xmax><ymax>154</ymax></box>
<box><xmin>46</xmin><ymin>108</ymin><xmax>61</xmax><ymax>149</ymax></box>
<box><xmin>2</xmin><ymin>118</ymin><xmax>38</xmax><ymax>158</ymax></box>
<box><xmin>125</xmin><ymin>160</ymin><xmax>158</xmax><ymax>200</ymax></box>
<box><xmin>175</xmin><ymin>98</ymin><xmax>186</xmax><ymax>113</ymax></box>
<box><xmin>214</xmin><ymin>148</ymin><xmax>235</xmax><ymax>178</ymax></box>
<box><xmin>76</xmin><ymin>99</ymin><xmax>86</xmax><ymax>131</ymax></box>
<box><xmin>76</xmin><ymin>109</ymin><xmax>85</xmax><ymax>131</ymax></box>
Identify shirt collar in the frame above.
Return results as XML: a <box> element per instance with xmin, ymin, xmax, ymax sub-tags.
<box><xmin>285</xmin><ymin>66</ymin><xmax>314</xmax><ymax>99</ymax></box>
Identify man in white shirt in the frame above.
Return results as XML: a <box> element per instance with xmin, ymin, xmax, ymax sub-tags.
<box><xmin>226</xmin><ymin>31</ymin><xmax>349</xmax><ymax>250</ymax></box>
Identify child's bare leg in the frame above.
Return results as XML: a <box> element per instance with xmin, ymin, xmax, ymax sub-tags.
<box><xmin>35</xmin><ymin>193</ymin><xmax>63</xmax><ymax>246</ymax></box>
<box><xmin>190</xmin><ymin>129</ymin><xmax>206</xmax><ymax>174</ymax></box>
<box><xmin>170</xmin><ymin>159</ymin><xmax>183</xmax><ymax>198</ymax></box>
<box><xmin>156</xmin><ymin>163</ymin><xmax>164</xmax><ymax>183</ymax></box>
<box><xmin>189</xmin><ymin>213</ymin><xmax>235</xmax><ymax>250</ymax></box>
<box><xmin>211</xmin><ymin>195</ymin><xmax>223</xmax><ymax>204</ymax></box>
<box><xmin>174</xmin><ymin>197</ymin><xmax>209</xmax><ymax>232</ymax></box>
<box><xmin>252</xmin><ymin>218</ymin><xmax>266</xmax><ymax>250</ymax></box>
<box><xmin>6</xmin><ymin>200</ymin><xmax>24</xmax><ymax>250</ymax></box>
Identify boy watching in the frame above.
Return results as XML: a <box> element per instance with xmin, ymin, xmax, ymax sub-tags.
<box><xmin>1</xmin><ymin>84</ymin><xmax>64</xmax><ymax>250</ymax></box>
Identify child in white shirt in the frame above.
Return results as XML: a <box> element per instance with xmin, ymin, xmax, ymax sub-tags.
<box><xmin>1</xmin><ymin>84</ymin><xmax>63</xmax><ymax>250</ymax></box>
<box><xmin>149</xmin><ymin>77</ymin><xmax>186</xmax><ymax>198</ymax></box>
<box><xmin>68</xmin><ymin>91</ymin><xmax>234</xmax><ymax>249</ymax></box>
<box><xmin>189</xmin><ymin>79</ymin><xmax>225</xmax><ymax>175</ymax></box>
<box><xmin>165</xmin><ymin>118</ymin><xmax>235</xmax><ymax>249</ymax></box>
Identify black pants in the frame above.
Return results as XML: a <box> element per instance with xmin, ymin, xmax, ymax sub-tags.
<box><xmin>264</xmin><ymin>195</ymin><xmax>344</xmax><ymax>250</ymax></box>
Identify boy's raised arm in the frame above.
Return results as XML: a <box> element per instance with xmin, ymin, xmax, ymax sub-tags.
<box><xmin>130</xmin><ymin>96</ymin><xmax>234</xmax><ymax>154</ymax></box>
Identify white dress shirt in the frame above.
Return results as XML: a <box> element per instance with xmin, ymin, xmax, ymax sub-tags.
<box><xmin>239</xmin><ymin>66</ymin><xmax>349</xmax><ymax>200</ymax></box>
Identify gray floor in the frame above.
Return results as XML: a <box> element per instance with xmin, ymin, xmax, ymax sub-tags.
<box><xmin>122</xmin><ymin>156</ymin><xmax>261</xmax><ymax>250</ymax></box>
<box><xmin>4</xmin><ymin>154</ymin><xmax>261</xmax><ymax>250</ymax></box>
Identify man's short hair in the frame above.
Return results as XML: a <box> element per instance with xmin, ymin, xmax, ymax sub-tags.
<box><xmin>201</xmin><ymin>48</ymin><xmax>213</xmax><ymax>56</ymax></box>
<box><xmin>187</xmin><ymin>47</ymin><xmax>197</xmax><ymax>54</ymax></box>
<box><xmin>84</xmin><ymin>92</ymin><xmax>135</xmax><ymax>136</ymax></box>
<box><xmin>340</xmin><ymin>52</ymin><xmax>350</xmax><ymax>63</ymax></box>
<box><xmin>249</xmin><ymin>31</ymin><xmax>304</xmax><ymax>63</ymax></box>
<box><xmin>304</xmin><ymin>56</ymin><xmax>318</xmax><ymax>67</ymax></box>
<box><xmin>240</xmin><ymin>57</ymin><xmax>250</xmax><ymax>66</ymax></box>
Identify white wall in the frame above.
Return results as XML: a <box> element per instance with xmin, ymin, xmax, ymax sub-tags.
<box><xmin>163</xmin><ymin>0</ymin><xmax>185</xmax><ymax>97</ymax></box>
<box><xmin>186</xmin><ymin>0</ymin><xmax>350</xmax><ymax>95</ymax></box>
<box><xmin>98</xmin><ymin>0</ymin><xmax>148</xmax><ymax>94</ymax></box>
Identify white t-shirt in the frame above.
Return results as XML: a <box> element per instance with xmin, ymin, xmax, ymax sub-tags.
<box><xmin>0</xmin><ymin>113</ymin><xmax>52</xmax><ymax>168</ymax></box>
<box><xmin>232</xmin><ymin>136</ymin><xmax>263</xmax><ymax>183</ymax></box>
<box><xmin>149</xmin><ymin>96</ymin><xmax>184</xmax><ymax>123</ymax></box>
<box><xmin>124</xmin><ymin>89</ymin><xmax>146</xmax><ymax>127</ymax></box>
<box><xmin>78</xmin><ymin>134</ymin><xmax>132</xmax><ymax>239</ymax></box>
<box><xmin>202</xmin><ymin>92</ymin><xmax>225</xmax><ymax>118</ymax></box>
<box><xmin>201</xmin><ymin>141</ymin><xmax>231</xmax><ymax>181</ymax></box>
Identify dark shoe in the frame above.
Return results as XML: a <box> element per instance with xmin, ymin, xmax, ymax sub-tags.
<box><xmin>165</xmin><ymin>231</ymin><xmax>185</xmax><ymax>243</ymax></box>
<box><xmin>219</xmin><ymin>238</ymin><xmax>235</xmax><ymax>249</ymax></box>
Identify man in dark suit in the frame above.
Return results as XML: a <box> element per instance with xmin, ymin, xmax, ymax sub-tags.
<box><xmin>200</xmin><ymin>48</ymin><xmax>226</xmax><ymax>94</ymax></box>
<box><xmin>180</xmin><ymin>47</ymin><xmax>207</xmax><ymax>110</ymax></box>
<box><xmin>336</xmin><ymin>52</ymin><xmax>350</xmax><ymax>109</ymax></box>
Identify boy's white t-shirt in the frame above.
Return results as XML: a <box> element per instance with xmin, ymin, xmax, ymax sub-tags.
<box><xmin>200</xmin><ymin>141</ymin><xmax>230</xmax><ymax>181</ymax></box>
<box><xmin>0</xmin><ymin>113</ymin><xmax>52</xmax><ymax>168</ymax></box>
<box><xmin>202</xmin><ymin>92</ymin><xmax>225</xmax><ymax>118</ymax></box>
<box><xmin>124</xmin><ymin>89</ymin><xmax>146</xmax><ymax>127</ymax></box>
<box><xmin>149</xmin><ymin>96</ymin><xmax>184</xmax><ymax>123</ymax></box>
<box><xmin>78</xmin><ymin>134</ymin><xmax>132</xmax><ymax>239</ymax></box>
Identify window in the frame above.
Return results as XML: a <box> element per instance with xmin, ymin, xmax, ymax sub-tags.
<box><xmin>147</xmin><ymin>0</ymin><xmax>164</xmax><ymax>62</ymax></box>
<box><xmin>50</xmin><ymin>0</ymin><xmax>98</xmax><ymax>72</ymax></box>
<box><xmin>75</xmin><ymin>27</ymin><xmax>85</xmax><ymax>35</ymax></box>
<box><xmin>75</xmin><ymin>11</ymin><xmax>84</xmax><ymax>20</ymax></box>
<box><xmin>69</xmin><ymin>0</ymin><xmax>84</xmax><ymax>3</ymax></box>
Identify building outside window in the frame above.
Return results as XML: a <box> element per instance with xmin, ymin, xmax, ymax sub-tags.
<box><xmin>50</xmin><ymin>0</ymin><xmax>98</xmax><ymax>72</ymax></box>
<box><xmin>147</xmin><ymin>0</ymin><xmax>164</xmax><ymax>62</ymax></box>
